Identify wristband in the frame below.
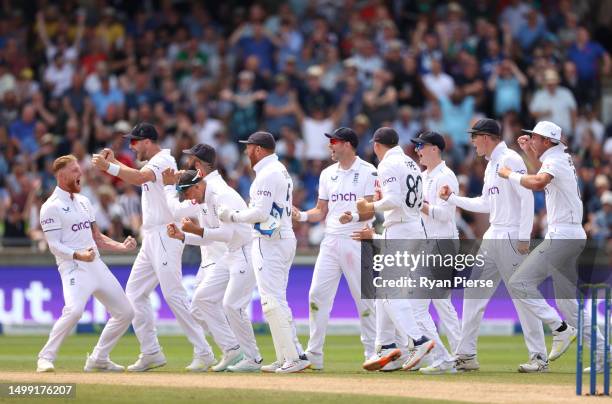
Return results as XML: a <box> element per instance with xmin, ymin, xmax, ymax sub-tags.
<box><xmin>106</xmin><ymin>162</ymin><xmax>120</xmax><ymax>176</ymax></box>
<box><xmin>508</xmin><ymin>172</ymin><xmax>523</xmax><ymax>187</ymax></box>
<box><xmin>298</xmin><ymin>211</ymin><xmax>308</xmax><ymax>222</ymax></box>
<box><xmin>350</xmin><ymin>211</ymin><xmax>359</xmax><ymax>223</ymax></box>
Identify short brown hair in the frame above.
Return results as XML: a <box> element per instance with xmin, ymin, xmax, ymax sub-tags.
<box><xmin>52</xmin><ymin>155</ymin><xmax>77</xmax><ymax>175</ymax></box>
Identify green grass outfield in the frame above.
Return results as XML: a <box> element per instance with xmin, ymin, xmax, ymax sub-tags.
<box><xmin>0</xmin><ymin>334</ymin><xmax>588</xmax><ymax>403</ymax></box>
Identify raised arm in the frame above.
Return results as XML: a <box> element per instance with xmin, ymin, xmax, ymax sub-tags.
<box><xmin>91</xmin><ymin>221</ymin><xmax>137</xmax><ymax>252</ymax></box>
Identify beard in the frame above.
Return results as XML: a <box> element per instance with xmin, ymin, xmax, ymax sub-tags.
<box><xmin>65</xmin><ymin>177</ymin><xmax>81</xmax><ymax>193</ymax></box>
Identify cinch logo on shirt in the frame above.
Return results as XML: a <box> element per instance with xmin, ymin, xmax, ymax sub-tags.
<box><xmin>487</xmin><ymin>186</ymin><xmax>500</xmax><ymax>195</ymax></box>
<box><xmin>41</xmin><ymin>218</ymin><xmax>55</xmax><ymax>225</ymax></box>
<box><xmin>331</xmin><ymin>192</ymin><xmax>357</xmax><ymax>202</ymax></box>
<box><xmin>257</xmin><ymin>190</ymin><xmax>272</xmax><ymax>197</ymax></box>
<box><xmin>71</xmin><ymin>221</ymin><xmax>91</xmax><ymax>232</ymax></box>
<box><xmin>382</xmin><ymin>177</ymin><xmax>397</xmax><ymax>185</ymax></box>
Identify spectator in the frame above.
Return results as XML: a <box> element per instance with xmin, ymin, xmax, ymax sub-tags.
<box><xmin>91</xmin><ymin>75</ymin><xmax>125</xmax><ymax>118</ymax></box>
<box><xmin>43</xmin><ymin>54</ymin><xmax>74</xmax><ymax>98</ymax></box>
<box><xmin>393</xmin><ymin>106</ymin><xmax>422</xmax><ymax>147</ymax></box>
<box><xmin>362</xmin><ymin>69</ymin><xmax>397</xmax><ymax>128</ymax></box>
<box><xmin>488</xmin><ymin>59</ymin><xmax>527</xmax><ymax>117</ymax></box>
<box><xmin>264</xmin><ymin>74</ymin><xmax>299</xmax><ymax>137</ymax></box>
<box><xmin>423</xmin><ymin>58</ymin><xmax>455</xmax><ymax>102</ymax></box>
<box><xmin>439</xmin><ymin>88</ymin><xmax>475</xmax><ymax>162</ymax></box>
<box><xmin>9</xmin><ymin>104</ymin><xmax>37</xmax><ymax>155</ymax></box>
<box><xmin>529</xmin><ymin>68</ymin><xmax>577</xmax><ymax>137</ymax></box>
<box><xmin>193</xmin><ymin>106</ymin><xmax>223</xmax><ymax>147</ymax></box>
<box><xmin>221</xmin><ymin>70</ymin><xmax>267</xmax><ymax>142</ymax></box>
<box><xmin>567</xmin><ymin>26</ymin><xmax>611</xmax><ymax>103</ymax></box>
<box><xmin>230</xmin><ymin>21</ymin><xmax>278</xmax><ymax>77</ymax></box>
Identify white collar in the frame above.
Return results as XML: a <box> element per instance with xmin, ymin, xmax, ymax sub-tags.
<box><xmin>336</xmin><ymin>156</ymin><xmax>361</xmax><ymax>173</ymax></box>
<box><xmin>539</xmin><ymin>143</ymin><xmax>566</xmax><ymax>162</ymax></box>
<box><xmin>382</xmin><ymin>145</ymin><xmax>404</xmax><ymax>162</ymax></box>
<box><xmin>426</xmin><ymin>160</ymin><xmax>446</xmax><ymax>177</ymax></box>
<box><xmin>54</xmin><ymin>186</ymin><xmax>75</xmax><ymax>202</ymax></box>
<box><xmin>487</xmin><ymin>141</ymin><xmax>507</xmax><ymax>162</ymax></box>
<box><xmin>253</xmin><ymin>154</ymin><xmax>278</xmax><ymax>173</ymax></box>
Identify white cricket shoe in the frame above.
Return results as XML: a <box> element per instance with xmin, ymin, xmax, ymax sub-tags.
<box><xmin>455</xmin><ymin>354</ymin><xmax>480</xmax><ymax>372</ymax></box>
<box><xmin>518</xmin><ymin>354</ymin><xmax>549</xmax><ymax>373</ymax></box>
<box><xmin>275</xmin><ymin>358</ymin><xmax>311</xmax><ymax>373</ymax></box>
<box><xmin>185</xmin><ymin>354</ymin><xmax>216</xmax><ymax>372</ymax></box>
<box><xmin>261</xmin><ymin>361</ymin><xmax>283</xmax><ymax>373</ymax></box>
<box><xmin>381</xmin><ymin>349</ymin><xmax>409</xmax><ymax>372</ymax></box>
<box><xmin>227</xmin><ymin>357</ymin><xmax>262</xmax><ymax>373</ymax></box>
<box><xmin>127</xmin><ymin>351</ymin><xmax>167</xmax><ymax>372</ymax></box>
<box><xmin>36</xmin><ymin>358</ymin><xmax>54</xmax><ymax>373</ymax></box>
<box><xmin>402</xmin><ymin>339</ymin><xmax>435</xmax><ymax>370</ymax></box>
<box><xmin>549</xmin><ymin>325</ymin><xmax>577</xmax><ymax>361</ymax></box>
<box><xmin>363</xmin><ymin>347</ymin><xmax>402</xmax><ymax>371</ymax></box>
<box><xmin>304</xmin><ymin>351</ymin><xmax>323</xmax><ymax>370</ymax></box>
<box><xmin>84</xmin><ymin>354</ymin><xmax>125</xmax><ymax>372</ymax></box>
<box><xmin>419</xmin><ymin>360</ymin><xmax>457</xmax><ymax>375</ymax></box>
<box><xmin>212</xmin><ymin>348</ymin><xmax>243</xmax><ymax>372</ymax></box>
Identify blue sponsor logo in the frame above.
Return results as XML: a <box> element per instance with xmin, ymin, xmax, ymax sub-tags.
<box><xmin>382</xmin><ymin>177</ymin><xmax>397</xmax><ymax>185</ymax></box>
<box><xmin>71</xmin><ymin>221</ymin><xmax>91</xmax><ymax>232</ymax></box>
<box><xmin>257</xmin><ymin>190</ymin><xmax>272</xmax><ymax>197</ymax></box>
<box><xmin>487</xmin><ymin>186</ymin><xmax>500</xmax><ymax>195</ymax></box>
<box><xmin>41</xmin><ymin>218</ymin><xmax>55</xmax><ymax>225</ymax></box>
<box><xmin>331</xmin><ymin>192</ymin><xmax>357</xmax><ymax>202</ymax></box>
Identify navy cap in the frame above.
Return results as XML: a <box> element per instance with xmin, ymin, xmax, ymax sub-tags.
<box><xmin>239</xmin><ymin>131</ymin><xmax>276</xmax><ymax>150</ymax></box>
<box><xmin>467</xmin><ymin>118</ymin><xmax>501</xmax><ymax>137</ymax></box>
<box><xmin>411</xmin><ymin>131</ymin><xmax>446</xmax><ymax>151</ymax></box>
<box><xmin>325</xmin><ymin>127</ymin><xmax>358</xmax><ymax>148</ymax></box>
<box><xmin>176</xmin><ymin>170</ymin><xmax>203</xmax><ymax>192</ymax></box>
<box><xmin>183</xmin><ymin>143</ymin><xmax>216</xmax><ymax>165</ymax></box>
<box><xmin>371</xmin><ymin>127</ymin><xmax>399</xmax><ymax>146</ymax></box>
<box><xmin>124</xmin><ymin>122</ymin><xmax>158</xmax><ymax>141</ymax></box>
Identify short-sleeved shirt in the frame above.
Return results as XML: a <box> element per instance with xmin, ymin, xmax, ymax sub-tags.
<box><xmin>529</xmin><ymin>87</ymin><xmax>576</xmax><ymax>135</ymax></box>
<box><xmin>40</xmin><ymin>187</ymin><xmax>97</xmax><ymax>266</ymax></box>
<box><xmin>142</xmin><ymin>149</ymin><xmax>178</xmax><ymax>232</ymax></box>
<box><xmin>538</xmin><ymin>144</ymin><xmax>583</xmax><ymax>226</ymax></box>
<box><xmin>318</xmin><ymin>157</ymin><xmax>376</xmax><ymax>236</ymax></box>
<box><xmin>568</xmin><ymin>41</ymin><xmax>606</xmax><ymax>81</ymax></box>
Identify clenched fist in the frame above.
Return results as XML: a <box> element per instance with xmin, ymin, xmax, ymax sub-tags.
<box><xmin>339</xmin><ymin>211</ymin><xmax>354</xmax><ymax>224</ymax></box>
<box><xmin>181</xmin><ymin>217</ymin><xmax>202</xmax><ymax>236</ymax></box>
<box><xmin>91</xmin><ymin>154</ymin><xmax>110</xmax><ymax>171</ymax></box>
<box><xmin>74</xmin><ymin>247</ymin><xmax>96</xmax><ymax>262</ymax></box>
<box><xmin>167</xmin><ymin>223</ymin><xmax>185</xmax><ymax>241</ymax></box>
<box><xmin>218</xmin><ymin>205</ymin><xmax>234</xmax><ymax>222</ymax></box>
<box><xmin>356</xmin><ymin>198</ymin><xmax>374</xmax><ymax>216</ymax></box>
<box><xmin>439</xmin><ymin>185</ymin><xmax>453</xmax><ymax>201</ymax></box>
<box><xmin>122</xmin><ymin>236</ymin><xmax>137</xmax><ymax>251</ymax></box>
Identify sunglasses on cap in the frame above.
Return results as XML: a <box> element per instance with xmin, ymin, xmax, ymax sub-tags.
<box><xmin>176</xmin><ymin>170</ymin><xmax>204</xmax><ymax>192</ymax></box>
<box><xmin>414</xmin><ymin>143</ymin><xmax>425</xmax><ymax>151</ymax></box>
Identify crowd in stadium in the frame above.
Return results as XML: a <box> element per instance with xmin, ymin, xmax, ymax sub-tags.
<box><xmin>0</xmin><ymin>0</ymin><xmax>610</xmax><ymax>250</ymax></box>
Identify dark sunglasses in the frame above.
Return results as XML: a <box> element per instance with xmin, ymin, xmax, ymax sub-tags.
<box><xmin>414</xmin><ymin>143</ymin><xmax>425</xmax><ymax>151</ymax></box>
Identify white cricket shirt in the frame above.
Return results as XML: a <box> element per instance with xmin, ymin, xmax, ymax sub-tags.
<box><xmin>141</xmin><ymin>149</ymin><xmax>179</xmax><ymax>232</ymax></box>
<box><xmin>538</xmin><ymin>144</ymin><xmax>583</xmax><ymax>226</ymax></box>
<box><xmin>421</xmin><ymin>161</ymin><xmax>459</xmax><ymax>239</ymax></box>
<box><xmin>318</xmin><ymin>157</ymin><xmax>376</xmax><ymax>236</ymax></box>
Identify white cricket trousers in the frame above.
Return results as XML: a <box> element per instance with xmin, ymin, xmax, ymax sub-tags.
<box><xmin>456</xmin><ymin>227</ymin><xmax>547</xmax><ymax>358</ymax></box>
<box><xmin>190</xmin><ymin>244</ymin><xmax>262</xmax><ymax>361</ymax></box>
<box><xmin>508</xmin><ymin>224</ymin><xmax>605</xmax><ymax>354</ymax></box>
<box><xmin>432</xmin><ymin>298</ymin><xmax>461</xmax><ymax>354</ymax></box>
<box><xmin>307</xmin><ymin>235</ymin><xmax>376</xmax><ymax>360</ymax></box>
<box><xmin>375</xmin><ymin>222</ymin><xmax>453</xmax><ymax>365</ymax></box>
<box><xmin>251</xmin><ymin>236</ymin><xmax>304</xmax><ymax>362</ymax></box>
<box><xmin>126</xmin><ymin>228</ymin><xmax>213</xmax><ymax>357</ymax></box>
<box><xmin>39</xmin><ymin>258</ymin><xmax>133</xmax><ymax>361</ymax></box>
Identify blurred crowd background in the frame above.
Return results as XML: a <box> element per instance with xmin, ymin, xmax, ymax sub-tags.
<box><xmin>0</xmin><ymin>0</ymin><xmax>611</xmax><ymax>252</ymax></box>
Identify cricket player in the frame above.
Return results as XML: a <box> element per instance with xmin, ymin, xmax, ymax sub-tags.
<box><xmin>291</xmin><ymin>127</ymin><xmax>376</xmax><ymax>370</ymax></box>
<box><xmin>91</xmin><ymin>123</ymin><xmax>215</xmax><ymax>372</ymax></box>
<box><xmin>353</xmin><ymin>127</ymin><xmax>438</xmax><ymax>372</ymax></box>
<box><xmin>439</xmin><ymin>118</ymin><xmax>553</xmax><ymax>373</ymax></box>
<box><xmin>218</xmin><ymin>131</ymin><xmax>310</xmax><ymax>373</ymax></box>
<box><xmin>412</xmin><ymin>131</ymin><xmax>462</xmax><ymax>354</ymax></box>
<box><xmin>37</xmin><ymin>155</ymin><xmax>136</xmax><ymax>373</ymax></box>
<box><xmin>499</xmin><ymin>121</ymin><xmax>604</xmax><ymax>371</ymax></box>
<box><xmin>164</xmin><ymin>144</ymin><xmax>263</xmax><ymax>372</ymax></box>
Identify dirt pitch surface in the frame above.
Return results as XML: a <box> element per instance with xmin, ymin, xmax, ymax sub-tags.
<box><xmin>0</xmin><ymin>371</ymin><xmax>589</xmax><ymax>403</ymax></box>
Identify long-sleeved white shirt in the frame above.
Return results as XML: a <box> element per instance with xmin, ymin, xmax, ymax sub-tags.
<box><xmin>182</xmin><ymin>170</ymin><xmax>251</xmax><ymax>252</ymax></box>
<box><xmin>421</xmin><ymin>161</ymin><xmax>459</xmax><ymax>239</ymax></box>
<box><xmin>448</xmin><ymin>142</ymin><xmax>534</xmax><ymax>240</ymax></box>
<box><xmin>141</xmin><ymin>149</ymin><xmax>181</xmax><ymax>232</ymax></box>
<box><xmin>373</xmin><ymin>145</ymin><xmax>423</xmax><ymax>227</ymax></box>
<box><xmin>233</xmin><ymin>154</ymin><xmax>295</xmax><ymax>239</ymax></box>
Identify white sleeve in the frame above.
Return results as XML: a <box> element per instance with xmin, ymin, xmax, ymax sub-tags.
<box><xmin>428</xmin><ymin>172</ymin><xmax>458</xmax><ymax>222</ymax></box>
<box><xmin>45</xmin><ymin>229</ymin><xmax>76</xmax><ymax>260</ymax></box>
<box><xmin>537</xmin><ymin>156</ymin><xmax>559</xmax><ymax>178</ymax></box>
<box><xmin>448</xmin><ymin>193</ymin><xmax>490</xmax><ymax>213</ymax></box>
<box><xmin>372</xmin><ymin>163</ymin><xmax>404</xmax><ymax>212</ymax></box>
<box><xmin>144</xmin><ymin>154</ymin><xmax>174</xmax><ymax>183</ymax></box>
<box><xmin>364</xmin><ymin>168</ymin><xmax>376</xmax><ymax>197</ymax></box>
<box><xmin>318</xmin><ymin>171</ymin><xmax>329</xmax><ymax>201</ymax></box>
<box><xmin>506</xmin><ymin>155</ymin><xmax>534</xmax><ymax>240</ymax></box>
<box><xmin>40</xmin><ymin>204</ymin><xmax>62</xmax><ymax>232</ymax></box>
<box><xmin>165</xmin><ymin>187</ymin><xmax>200</xmax><ymax>219</ymax></box>
<box><xmin>184</xmin><ymin>232</ymin><xmax>213</xmax><ymax>246</ymax></box>
<box><xmin>233</xmin><ymin>174</ymin><xmax>274</xmax><ymax>224</ymax></box>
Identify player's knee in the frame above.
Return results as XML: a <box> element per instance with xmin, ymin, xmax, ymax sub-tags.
<box><xmin>222</xmin><ymin>298</ymin><xmax>241</xmax><ymax>315</ymax></box>
<box><xmin>61</xmin><ymin>305</ymin><xmax>85</xmax><ymax>323</ymax></box>
<box><xmin>118</xmin><ymin>305</ymin><xmax>135</xmax><ymax>323</ymax></box>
